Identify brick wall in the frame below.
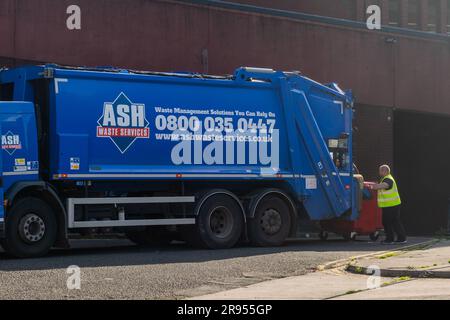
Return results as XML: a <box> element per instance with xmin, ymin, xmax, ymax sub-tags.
<box><xmin>353</xmin><ymin>104</ymin><xmax>395</xmax><ymax>182</ymax></box>
<box><xmin>227</xmin><ymin>0</ymin><xmax>358</xmax><ymax>20</ymax></box>
<box><xmin>1</xmin><ymin>0</ymin><xmax>449</xmax><ymax>115</ymax></box>
<box><xmin>229</xmin><ymin>0</ymin><xmax>450</xmax><ymax>33</ymax></box>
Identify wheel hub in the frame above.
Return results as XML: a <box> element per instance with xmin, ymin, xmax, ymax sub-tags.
<box><xmin>19</xmin><ymin>214</ymin><xmax>46</xmax><ymax>243</ymax></box>
<box><xmin>209</xmin><ymin>207</ymin><xmax>233</xmax><ymax>239</ymax></box>
<box><xmin>260</xmin><ymin>209</ymin><xmax>282</xmax><ymax>235</ymax></box>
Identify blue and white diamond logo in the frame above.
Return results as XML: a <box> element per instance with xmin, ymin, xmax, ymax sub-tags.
<box><xmin>2</xmin><ymin>131</ymin><xmax>22</xmax><ymax>155</ymax></box>
<box><xmin>97</xmin><ymin>92</ymin><xmax>150</xmax><ymax>154</ymax></box>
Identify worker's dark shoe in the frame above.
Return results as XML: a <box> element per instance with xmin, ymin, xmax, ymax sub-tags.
<box><xmin>380</xmin><ymin>240</ymin><xmax>394</xmax><ymax>245</ymax></box>
<box><xmin>394</xmin><ymin>239</ymin><xmax>408</xmax><ymax>244</ymax></box>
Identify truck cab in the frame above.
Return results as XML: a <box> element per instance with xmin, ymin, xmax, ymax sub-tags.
<box><xmin>0</xmin><ymin>101</ymin><xmax>45</xmax><ymax>249</ymax></box>
<box><xmin>0</xmin><ymin>102</ymin><xmax>40</xmax><ymax>185</ymax></box>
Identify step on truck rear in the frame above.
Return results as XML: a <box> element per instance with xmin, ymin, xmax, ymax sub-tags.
<box><xmin>0</xmin><ymin>65</ymin><xmax>357</xmax><ymax>258</ymax></box>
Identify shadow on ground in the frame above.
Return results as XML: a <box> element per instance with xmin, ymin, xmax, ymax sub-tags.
<box><xmin>0</xmin><ymin>236</ymin><xmax>431</xmax><ymax>272</ymax></box>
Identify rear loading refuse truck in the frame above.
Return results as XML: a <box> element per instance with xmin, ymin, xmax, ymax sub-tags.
<box><xmin>0</xmin><ymin>65</ymin><xmax>358</xmax><ymax>258</ymax></box>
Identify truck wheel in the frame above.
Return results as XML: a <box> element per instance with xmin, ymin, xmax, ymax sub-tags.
<box><xmin>125</xmin><ymin>226</ymin><xmax>172</xmax><ymax>247</ymax></box>
<box><xmin>248</xmin><ymin>195</ymin><xmax>291</xmax><ymax>247</ymax></box>
<box><xmin>195</xmin><ymin>194</ymin><xmax>244</xmax><ymax>249</ymax></box>
<box><xmin>2</xmin><ymin>197</ymin><xmax>57</xmax><ymax>258</ymax></box>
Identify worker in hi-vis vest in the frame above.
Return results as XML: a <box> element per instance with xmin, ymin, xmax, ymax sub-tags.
<box><xmin>369</xmin><ymin>165</ymin><xmax>407</xmax><ymax>244</ymax></box>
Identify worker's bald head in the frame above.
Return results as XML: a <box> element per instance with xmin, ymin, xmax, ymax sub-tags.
<box><xmin>379</xmin><ymin>165</ymin><xmax>390</xmax><ymax>177</ymax></box>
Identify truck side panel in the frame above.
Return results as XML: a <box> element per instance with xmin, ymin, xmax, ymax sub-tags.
<box><xmin>48</xmin><ymin>71</ymin><xmax>292</xmax><ymax>180</ymax></box>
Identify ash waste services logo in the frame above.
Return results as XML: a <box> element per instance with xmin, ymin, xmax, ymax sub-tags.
<box><xmin>97</xmin><ymin>92</ymin><xmax>150</xmax><ymax>154</ymax></box>
<box><xmin>2</xmin><ymin>131</ymin><xmax>22</xmax><ymax>155</ymax></box>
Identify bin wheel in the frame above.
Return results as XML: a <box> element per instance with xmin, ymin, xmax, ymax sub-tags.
<box><xmin>343</xmin><ymin>232</ymin><xmax>357</xmax><ymax>241</ymax></box>
<box><xmin>319</xmin><ymin>231</ymin><xmax>329</xmax><ymax>241</ymax></box>
<box><xmin>369</xmin><ymin>231</ymin><xmax>380</xmax><ymax>242</ymax></box>
<box><xmin>2</xmin><ymin>197</ymin><xmax>57</xmax><ymax>258</ymax></box>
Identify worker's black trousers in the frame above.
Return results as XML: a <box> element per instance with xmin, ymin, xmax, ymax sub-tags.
<box><xmin>382</xmin><ymin>205</ymin><xmax>407</xmax><ymax>242</ymax></box>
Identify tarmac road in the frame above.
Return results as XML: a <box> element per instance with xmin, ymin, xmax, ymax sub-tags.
<box><xmin>0</xmin><ymin>236</ymin><xmax>429</xmax><ymax>300</ymax></box>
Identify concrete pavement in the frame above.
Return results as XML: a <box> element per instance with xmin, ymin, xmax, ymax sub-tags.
<box><xmin>334</xmin><ymin>278</ymin><xmax>450</xmax><ymax>300</ymax></box>
<box><xmin>192</xmin><ymin>269</ymin><xmax>393</xmax><ymax>300</ymax></box>
<box><xmin>193</xmin><ymin>268</ymin><xmax>450</xmax><ymax>300</ymax></box>
<box><xmin>193</xmin><ymin>239</ymin><xmax>450</xmax><ymax>300</ymax></box>
<box><xmin>347</xmin><ymin>239</ymin><xmax>450</xmax><ymax>278</ymax></box>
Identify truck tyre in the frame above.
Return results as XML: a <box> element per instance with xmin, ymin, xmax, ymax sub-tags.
<box><xmin>248</xmin><ymin>195</ymin><xmax>291</xmax><ymax>247</ymax></box>
<box><xmin>195</xmin><ymin>194</ymin><xmax>244</xmax><ymax>249</ymax></box>
<box><xmin>125</xmin><ymin>226</ymin><xmax>172</xmax><ymax>247</ymax></box>
<box><xmin>2</xmin><ymin>197</ymin><xmax>57</xmax><ymax>258</ymax></box>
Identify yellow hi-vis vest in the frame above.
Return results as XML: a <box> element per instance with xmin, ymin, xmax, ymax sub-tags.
<box><xmin>377</xmin><ymin>174</ymin><xmax>402</xmax><ymax>208</ymax></box>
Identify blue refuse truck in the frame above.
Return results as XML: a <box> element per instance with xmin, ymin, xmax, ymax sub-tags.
<box><xmin>0</xmin><ymin>65</ymin><xmax>358</xmax><ymax>257</ymax></box>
